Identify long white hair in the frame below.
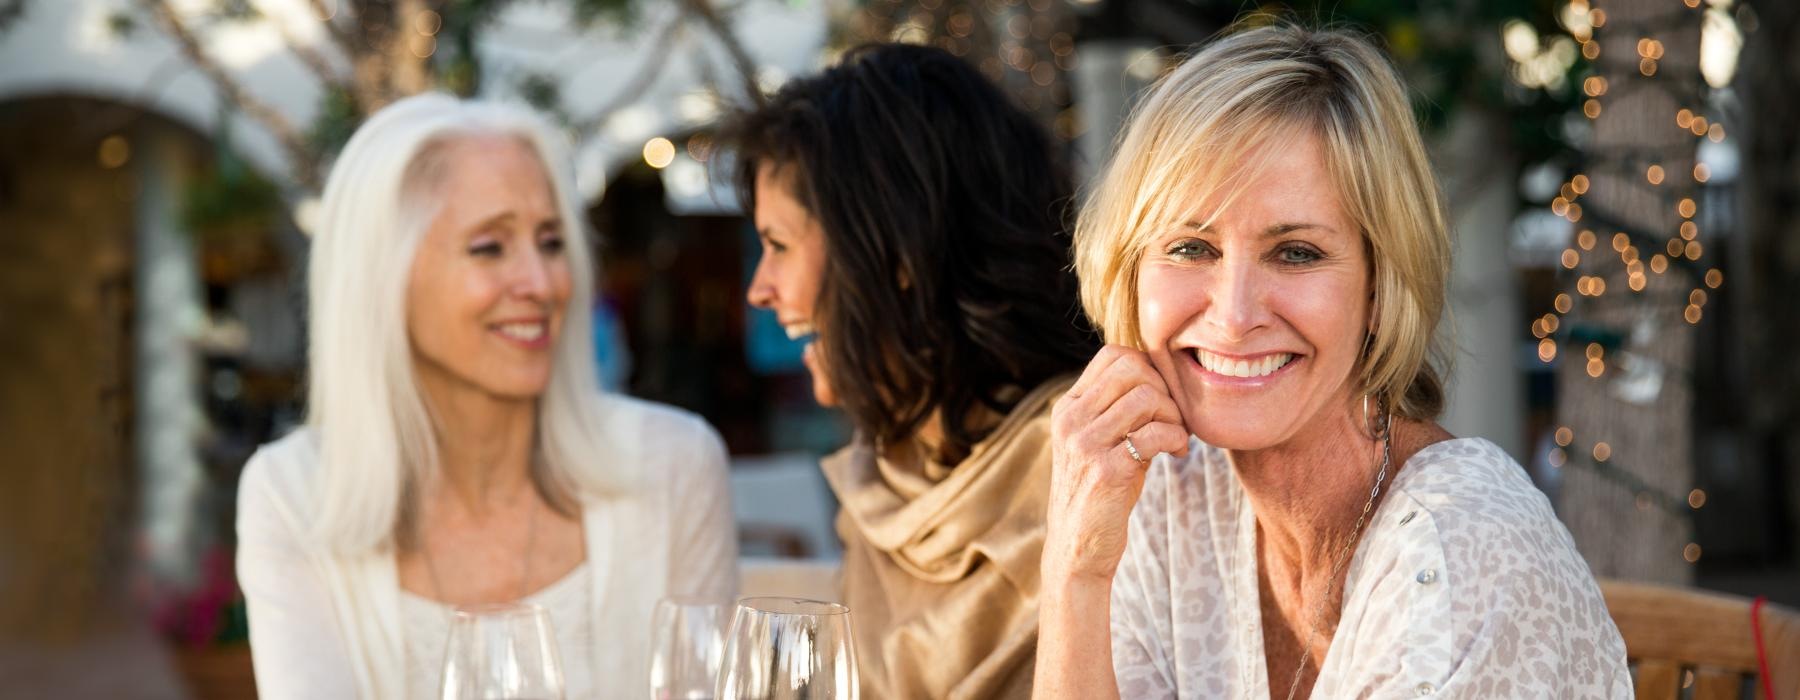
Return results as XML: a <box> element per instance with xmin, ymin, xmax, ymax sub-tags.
<box><xmin>306</xmin><ymin>93</ymin><xmax>629</xmax><ymax>554</ymax></box>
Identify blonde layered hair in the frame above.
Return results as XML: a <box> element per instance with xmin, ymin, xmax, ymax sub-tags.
<box><xmin>307</xmin><ymin>93</ymin><xmax>627</xmax><ymax>554</ymax></box>
<box><xmin>1074</xmin><ymin>23</ymin><xmax>1451</xmax><ymax>420</ymax></box>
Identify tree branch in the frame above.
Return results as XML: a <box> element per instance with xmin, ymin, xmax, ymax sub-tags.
<box><xmin>136</xmin><ymin>0</ymin><xmax>320</xmax><ymax>189</ymax></box>
<box><xmin>272</xmin><ymin>9</ymin><xmax>349</xmax><ymax>91</ymax></box>
<box><xmin>576</xmin><ymin>13</ymin><xmax>687</xmax><ymax>134</ymax></box>
<box><xmin>678</xmin><ymin>0</ymin><xmax>764</xmax><ymax>107</ymax></box>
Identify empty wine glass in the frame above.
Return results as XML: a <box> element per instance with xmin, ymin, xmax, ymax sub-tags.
<box><xmin>440</xmin><ymin>602</ymin><xmax>565</xmax><ymax>700</ymax></box>
<box><xmin>649</xmin><ymin>597</ymin><xmax>731</xmax><ymax>700</ymax></box>
<box><xmin>715</xmin><ymin>597</ymin><xmax>858</xmax><ymax>700</ymax></box>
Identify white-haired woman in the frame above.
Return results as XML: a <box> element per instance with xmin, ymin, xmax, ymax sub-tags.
<box><xmin>236</xmin><ymin>94</ymin><xmax>737</xmax><ymax>699</ymax></box>
<box><xmin>1034</xmin><ymin>25</ymin><xmax>1628</xmax><ymax>698</ymax></box>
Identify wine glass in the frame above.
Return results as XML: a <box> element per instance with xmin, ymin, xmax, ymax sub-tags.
<box><xmin>649</xmin><ymin>597</ymin><xmax>731</xmax><ymax>700</ymax></box>
<box><xmin>715</xmin><ymin>597</ymin><xmax>858</xmax><ymax>700</ymax></box>
<box><xmin>440</xmin><ymin>602</ymin><xmax>565</xmax><ymax>700</ymax></box>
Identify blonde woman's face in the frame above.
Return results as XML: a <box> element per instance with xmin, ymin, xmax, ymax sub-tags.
<box><xmin>1135</xmin><ymin>131</ymin><xmax>1371</xmax><ymax>450</ymax></box>
<box><xmin>407</xmin><ymin>136</ymin><xmax>572</xmax><ymax>401</ymax></box>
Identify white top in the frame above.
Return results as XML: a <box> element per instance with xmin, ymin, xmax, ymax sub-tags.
<box><xmin>237</xmin><ymin>395</ymin><xmax>740</xmax><ymax>700</ymax></box>
<box><xmin>1110</xmin><ymin>437</ymin><xmax>1631</xmax><ymax>699</ymax></box>
<box><xmin>399</xmin><ymin>564</ymin><xmax>595</xmax><ymax>700</ymax></box>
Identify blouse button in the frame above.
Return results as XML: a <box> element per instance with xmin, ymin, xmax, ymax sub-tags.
<box><xmin>1416</xmin><ymin>568</ymin><xmax>1438</xmax><ymax>584</ymax></box>
<box><xmin>1415</xmin><ymin>682</ymin><xmax>1436</xmax><ymax>695</ymax></box>
<box><xmin>1399</xmin><ymin>510</ymin><xmax>1417</xmax><ymax>526</ymax></box>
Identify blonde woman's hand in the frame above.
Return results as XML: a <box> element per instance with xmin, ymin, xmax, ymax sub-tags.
<box><xmin>1042</xmin><ymin>345</ymin><xmax>1190</xmax><ymax>585</ymax></box>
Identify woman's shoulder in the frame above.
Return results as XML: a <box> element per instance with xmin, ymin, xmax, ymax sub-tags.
<box><xmin>594</xmin><ymin>393</ymin><xmax>716</xmax><ymax>442</ymax></box>
<box><xmin>240</xmin><ymin>427</ymin><xmax>323</xmax><ymax>505</ymax></box>
<box><xmin>1390</xmin><ymin>438</ymin><xmax>1563</xmax><ymax>541</ymax></box>
<box><xmin>237</xmin><ymin>427</ymin><xmax>325</xmax><ymax>545</ymax></box>
<box><xmin>587</xmin><ymin>394</ymin><xmax>728</xmax><ymax>490</ymax></box>
<box><xmin>1379</xmin><ymin>436</ymin><xmax>1609</xmax><ymax>607</ymax></box>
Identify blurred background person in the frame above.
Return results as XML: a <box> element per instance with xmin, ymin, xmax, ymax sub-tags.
<box><xmin>723</xmin><ymin>43</ymin><xmax>1099</xmax><ymax>698</ymax></box>
<box><xmin>235</xmin><ymin>93</ymin><xmax>736</xmax><ymax>699</ymax></box>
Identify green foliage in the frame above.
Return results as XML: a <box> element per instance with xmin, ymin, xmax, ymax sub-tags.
<box><xmin>516</xmin><ymin>71</ymin><xmax>565</xmax><ymax>118</ymax></box>
<box><xmin>106</xmin><ymin>10</ymin><xmax>137</xmax><ymax>39</ymax></box>
<box><xmin>565</xmin><ymin>0</ymin><xmax>641</xmax><ymax>29</ymax></box>
<box><xmin>181</xmin><ymin>153</ymin><xmax>282</xmax><ymax>243</ymax></box>
<box><xmin>305</xmin><ymin>86</ymin><xmax>361</xmax><ymax>165</ymax></box>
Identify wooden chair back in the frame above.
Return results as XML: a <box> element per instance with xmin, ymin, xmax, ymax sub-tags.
<box><xmin>1601</xmin><ymin>579</ymin><xmax>1800</xmax><ymax>700</ymax></box>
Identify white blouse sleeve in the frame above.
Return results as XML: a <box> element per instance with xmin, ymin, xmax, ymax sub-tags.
<box><xmin>235</xmin><ymin>449</ymin><xmax>360</xmax><ymax>700</ymax></box>
<box><xmin>664</xmin><ymin>419</ymin><xmax>739</xmax><ymax>600</ymax></box>
<box><xmin>1109</xmin><ymin>459</ymin><xmax>1179</xmax><ymax>699</ymax></box>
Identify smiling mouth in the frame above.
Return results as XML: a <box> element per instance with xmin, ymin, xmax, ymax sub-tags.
<box><xmin>492</xmin><ymin>321</ymin><xmax>547</xmax><ymax>343</ymax></box>
<box><xmin>783</xmin><ymin>320</ymin><xmax>816</xmax><ymax>341</ymax></box>
<box><xmin>1191</xmin><ymin>349</ymin><xmax>1297</xmax><ymax>379</ymax></box>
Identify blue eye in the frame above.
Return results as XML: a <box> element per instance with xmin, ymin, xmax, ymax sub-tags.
<box><xmin>1275</xmin><ymin>244</ymin><xmax>1324</xmax><ymax>265</ymax></box>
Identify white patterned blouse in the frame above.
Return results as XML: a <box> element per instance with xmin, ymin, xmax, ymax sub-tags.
<box><xmin>1109</xmin><ymin>436</ymin><xmax>1631</xmax><ymax>699</ymax></box>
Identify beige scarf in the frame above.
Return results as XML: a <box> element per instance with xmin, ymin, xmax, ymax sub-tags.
<box><xmin>821</xmin><ymin>376</ymin><xmax>1072</xmax><ymax>699</ymax></box>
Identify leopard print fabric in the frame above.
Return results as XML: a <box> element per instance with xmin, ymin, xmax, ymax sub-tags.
<box><xmin>1109</xmin><ymin>437</ymin><xmax>1631</xmax><ymax>698</ymax></box>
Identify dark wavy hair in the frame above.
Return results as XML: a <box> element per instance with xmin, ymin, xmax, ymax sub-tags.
<box><xmin>719</xmin><ymin>43</ymin><xmax>1098</xmax><ymax>463</ymax></box>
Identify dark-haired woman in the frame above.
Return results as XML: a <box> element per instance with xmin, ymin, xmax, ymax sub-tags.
<box><xmin>722</xmin><ymin>43</ymin><xmax>1097</xmax><ymax>698</ymax></box>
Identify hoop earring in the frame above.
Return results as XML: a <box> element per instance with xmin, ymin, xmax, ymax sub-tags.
<box><xmin>1361</xmin><ymin>393</ymin><xmax>1391</xmax><ymax>441</ymax></box>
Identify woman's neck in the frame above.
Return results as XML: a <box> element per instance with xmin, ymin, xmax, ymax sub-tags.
<box><xmin>417</xmin><ymin>366</ymin><xmax>539</xmax><ymax>515</ymax></box>
<box><xmin>1227</xmin><ymin>399</ymin><xmax>1399</xmax><ymax>575</ymax></box>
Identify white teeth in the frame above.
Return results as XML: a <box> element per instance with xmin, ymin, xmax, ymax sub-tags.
<box><xmin>784</xmin><ymin>321</ymin><xmax>816</xmax><ymax>340</ymax></box>
<box><xmin>1196</xmin><ymin>349</ymin><xmax>1294</xmax><ymax>378</ymax></box>
<box><xmin>496</xmin><ymin>322</ymin><xmax>545</xmax><ymax>341</ymax></box>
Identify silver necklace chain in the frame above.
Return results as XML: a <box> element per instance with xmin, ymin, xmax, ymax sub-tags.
<box><xmin>423</xmin><ymin>490</ymin><xmax>540</xmax><ymax>605</ymax></box>
<box><xmin>1283</xmin><ymin>414</ymin><xmax>1393</xmax><ymax>700</ymax></box>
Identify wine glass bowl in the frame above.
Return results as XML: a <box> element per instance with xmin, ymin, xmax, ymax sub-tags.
<box><xmin>649</xmin><ymin>597</ymin><xmax>731</xmax><ymax>700</ymax></box>
<box><xmin>440</xmin><ymin>602</ymin><xmax>566</xmax><ymax>700</ymax></box>
<box><xmin>715</xmin><ymin>597</ymin><xmax>858</xmax><ymax>700</ymax></box>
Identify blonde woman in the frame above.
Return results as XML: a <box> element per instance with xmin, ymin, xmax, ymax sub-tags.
<box><xmin>236</xmin><ymin>94</ymin><xmax>737</xmax><ymax>699</ymax></box>
<box><xmin>1035</xmin><ymin>25</ymin><xmax>1629</xmax><ymax>698</ymax></box>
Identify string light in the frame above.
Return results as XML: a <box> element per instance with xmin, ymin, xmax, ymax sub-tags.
<box><xmin>1688</xmin><ymin>489</ymin><xmax>1706</xmax><ymax>509</ymax></box>
<box><xmin>1612</xmin><ymin>232</ymin><xmax>1630</xmax><ymax>252</ymax></box>
<box><xmin>1584</xmin><ymin>99</ymin><xmax>1603</xmax><ymax>119</ymax></box>
<box><xmin>1683</xmin><ymin>543</ymin><xmax>1702</xmax><ymax>563</ymax></box>
<box><xmin>642</xmin><ymin>137</ymin><xmax>675</xmax><ymax>169</ymax></box>
<box><xmin>1705</xmin><ymin>268</ymin><xmax>1723</xmax><ymax>288</ymax></box>
<box><xmin>1578</xmin><ymin>229</ymin><xmax>1597</xmax><ymax>250</ymax></box>
<box><xmin>1562</xmin><ymin>249</ymin><xmax>1580</xmax><ymax>269</ymax></box>
<box><xmin>1676</xmin><ymin>108</ymin><xmax>1694</xmax><ymax>128</ymax></box>
<box><xmin>1538</xmin><ymin>338</ymin><xmax>1558</xmax><ymax>362</ymax></box>
<box><xmin>1555</xmin><ymin>293</ymin><xmax>1573</xmax><ymax>313</ymax></box>
<box><xmin>1693</xmin><ymin>163</ymin><xmax>1710</xmax><ymax>182</ymax></box>
<box><xmin>1680</xmin><ymin>221</ymin><xmax>1698</xmax><ymax>239</ymax></box>
<box><xmin>1555</xmin><ymin>427</ymin><xmax>1574</xmax><ymax>446</ymax></box>
<box><xmin>1572</xmin><ymin>174</ymin><xmax>1591</xmax><ymax>194</ymax></box>
<box><xmin>1593</xmin><ymin>441</ymin><xmax>1612</xmax><ymax>461</ymax></box>
<box><xmin>1646</xmin><ymin>164</ymin><xmax>1665</xmax><ymax>185</ymax></box>
<box><xmin>1651</xmin><ymin>254</ymin><xmax>1669</xmax><ymax>274</ymax></box>
<box><xmin>1678</xmin><ymin>197</ymin><xmax>1697</xmax><ymax>218</ymax></box>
